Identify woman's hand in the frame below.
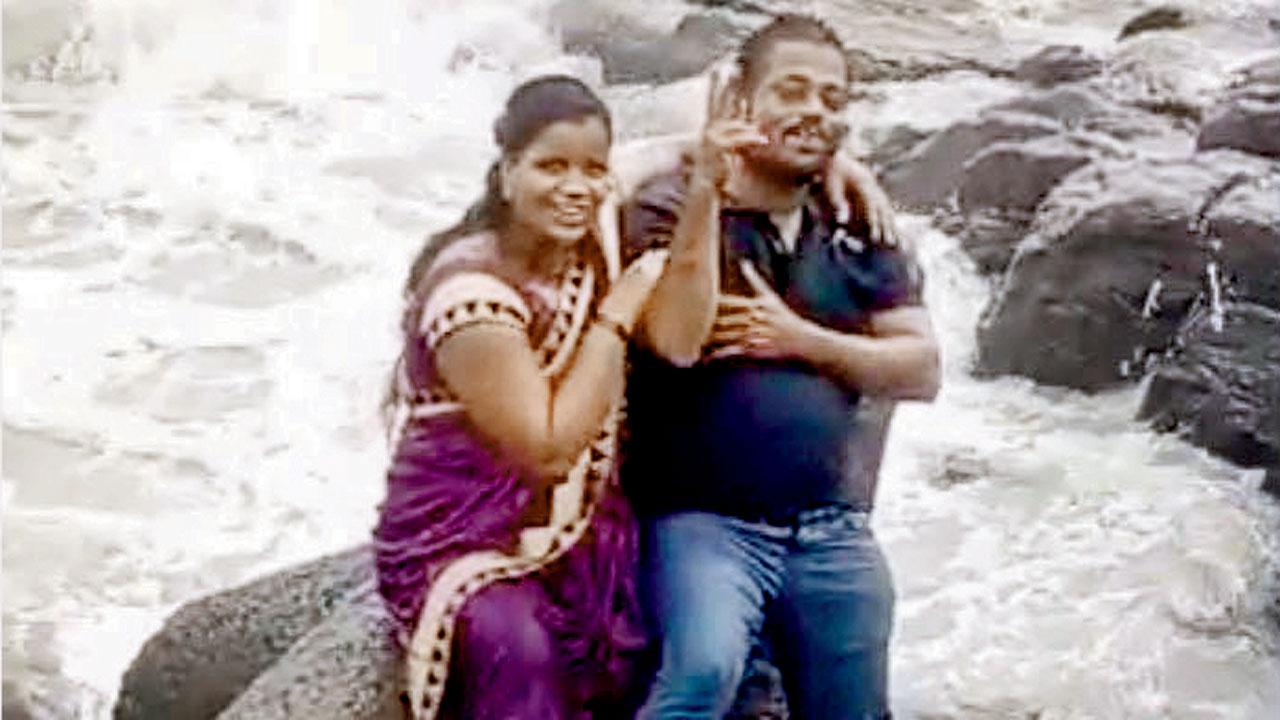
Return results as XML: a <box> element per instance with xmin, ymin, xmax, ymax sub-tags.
<box><xmin>824</xmin><ymin>153</ymin><xmax>905</xmax><ymax>249</ymax></box>
<box><xmin>599</xmin><ymin>249</ymin><xmax>669</xmax><ymax>332</ymax></box>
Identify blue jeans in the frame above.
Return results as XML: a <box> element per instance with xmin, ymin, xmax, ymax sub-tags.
<box><xmin>638</xmin><ymin>507</ymin><xmax>894</xmax><ymax>720</ymax></box>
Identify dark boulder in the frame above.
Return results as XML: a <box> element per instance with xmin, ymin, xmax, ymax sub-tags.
<box><xmin>1139</xmin><ymin>303</ymin><xmax>1280</xmax><ymax>471</ymax></box>
<box><xmin>113</xmin><ymin>546</ymin><xmax>395</xmax><ymax>720</ymax></box>
<box><xmin>881</xmin><ymin>112</ymin><xmax>1061</xmax><ymax>209</ymax></box>
<box><xmin>556</xmin><ymin>9</ymin><xmax>744</xmax><ymax>85</ymax></box>
<box><xmin>1118</xmin><ymin>6</ymin><xmax>1193</xmax><ymax>41</ymax></box>
<box><xmin>976</xmin><ymin>151</ymin><xmax>1273</xmax><ymax>390</ymax></box>
<box><xmin>1198</xmin><ymin>54</ymin><xmax>1280</xmax><ymax>159</ymax></box>
<box><xmin>1014</xmin><ymin>45</ymin><xmax>1104</xmax><ymax>87</ymax></box>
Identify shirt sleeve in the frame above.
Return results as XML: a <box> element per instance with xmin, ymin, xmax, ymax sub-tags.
<box><xmin>847</xmin><ymin>244</ymin><xmax>925</xmax><ymax>313</ymax></box>
<box><xmin>621</xmin><ymin>170</ymin><xmax>688</xmax><ymax>265</ymax></box>
<box><xmin>418</xmin><ymin>272</ymin><xmax>531</xmax><ymax>351</ymax></box>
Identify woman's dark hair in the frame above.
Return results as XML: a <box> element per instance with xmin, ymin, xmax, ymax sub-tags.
<box><xmin>401</xmin><ymin>75</ymin><xmax>613</xmax><ymax>295</ymax></box>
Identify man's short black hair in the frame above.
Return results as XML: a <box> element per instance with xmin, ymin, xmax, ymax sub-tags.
<box><xmin>736</xmin><ymin>14</ymin><xmax>852</xmax><ymax>92</ymax></box>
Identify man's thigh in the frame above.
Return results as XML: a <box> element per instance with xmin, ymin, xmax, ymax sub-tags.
<box><xmin>771</xmin><ymin>510</ymin><xmax>895</xmax><ymax>720</ymax></box>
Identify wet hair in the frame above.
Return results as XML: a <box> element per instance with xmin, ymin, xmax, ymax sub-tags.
<box><xmin>735</xmin><ymin>14</ymin><xmax>852</xmax><ymax>93</ymax></box>
<box><xmin>401</xmin><ymin>75</ymin><xmax>612</xmax><ymax>295</ymax></box>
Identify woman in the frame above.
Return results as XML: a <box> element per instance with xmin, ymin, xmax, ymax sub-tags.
<box><xmin>373</xmin><ymin>75</ymin><xmax>664</xmax><ymax>720</ymax></box>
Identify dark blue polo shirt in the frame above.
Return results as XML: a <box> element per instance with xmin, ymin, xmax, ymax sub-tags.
<box><xmin>620</xmin><ymin>169</ymin><xmax>923</xmax><ymax>521</ymax></box>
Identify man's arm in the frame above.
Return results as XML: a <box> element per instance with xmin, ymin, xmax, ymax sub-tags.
<box><xmin>795</xmin><ymin>305</ymin><xmax>940</xmax><ymax>400</ymax></box>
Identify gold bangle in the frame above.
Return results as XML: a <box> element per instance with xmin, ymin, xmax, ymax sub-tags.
<box><xmin>595</xmin><ymin>313</ymin><xmax>630</xmax><ymax>343</ymax></box>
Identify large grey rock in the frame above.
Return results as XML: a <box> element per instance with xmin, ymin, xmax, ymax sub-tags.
<box><xmin>115</xmin><ymin>544</ymin><xmax>789</xmax><ymax>719</ymax></box>
<box><xmin>1204</xmin><ymin>170</ymin><xmax>1280</xmax><ymax>309</ymax></box>
<box><xmin>556</xmin><ymin>8</ymin><xmax>744</xmax><ymax>85</ymax></box>
<box><xmin>1198</xmin><ymin>54</ymin><xmax>1280</xmax><ymax>159</ymax></box>
<box><xmin>881</xmin><ymin>112</ymin><xmax>1061</xmax><ymax>209</ymax></box>
<box><xmin>114</xmin><ymin>546</ymin><xmax>387</xmax><ymax>720</ymax></box>
<box><xmin>1139</xmin><ymin>303</ymin><xmax>1280</xmax><ymax>471</ymax></box>
<box><xmin>1118</xmin><ymin>6</ymin><xmax>1193</xmax><ymax>41</ymax></box>
<box><xmin>1106</xmin><ymin>34</ymin><xmax>1225</xmax><ymax>122</ymax></box>
<box><xmin>1014</xmin><ymin>45</ymin><xmax>1104</xmax><ymax>87</ymax></box>
<box><xmin>976</xmin><ymin>152</ymin><xmax>1274</xmax><ymax>390</ymax></box>
<box><xmin>957</xmin><ymin>133</ymin><xmax>1108</xmax><ymax>214</ymax></box>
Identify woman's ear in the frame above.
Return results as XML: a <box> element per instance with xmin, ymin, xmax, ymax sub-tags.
<box><xmin>498</xmin><ymin>158</ymin><xmax>515</xmax><ymax>203</ymax></box>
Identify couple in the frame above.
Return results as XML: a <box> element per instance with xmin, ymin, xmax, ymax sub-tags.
<box><xmin>374</xmin><ymin>14</ymin><xmax>939</xmax><ymax>720</ymax></box>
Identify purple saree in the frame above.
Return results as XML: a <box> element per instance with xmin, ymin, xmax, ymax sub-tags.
<box><xmin>372</xmin><ymin>234</ymin><xmax>645</xmax><ymax>719</ymax></box>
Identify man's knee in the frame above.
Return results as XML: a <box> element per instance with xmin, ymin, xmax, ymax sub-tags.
<box><xmin>648</xmin><ymin>638</ymin><xmax>747</xmax><ymax>715</ymax></box>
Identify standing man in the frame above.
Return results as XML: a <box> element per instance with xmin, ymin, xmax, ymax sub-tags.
<box><xmin>623</xmin><ymin>14</ymin><xmax>940</xmax><ymax>720</ymax></box>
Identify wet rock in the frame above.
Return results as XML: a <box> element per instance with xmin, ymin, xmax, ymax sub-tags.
<box><xmin>115</xmin><ymin>546</ymin><xmax>382</xmax><ymax>720</ymax></box>
<box><xmin>117</xmin><ymin>544</ymin><xmax>792</xmax><ymax>719</ymax></box>
<box><xmin>976</xmin><ymin>151</ymin><xmax>1273</xmax><ymax>390</ymax></box>
<box><xmin>558</xmin><ymin>9</ymin><xmax>744</xmax><ymax>85</ymax></box>
<box><xmin>1197</xmin><ymin>54</ymin><xmax>1280</xmax><ymax>159</ymax></box>
<box><xmin>943</xmin><ymin>209</ymin><xmax>1033</xmax><ymax>276</ymax></box>
<box><xmin>1139</xmin><ymin>303</ymin><xmax>1280</xmax><ymax>471</ymax></box>
<box><xmin>1014</xmin><ymin>45</ymin><xmax>1104</xmax><ymax>87</ymax></box>
<box><xmin>1118</xmin><ymin>6</ymin><xmax>1193</xmax><ymax>41</ymax></box>
<box><xmin>1264</xmin><ymin>467</ymin><xmax>1280</xmax><ymax>498</ymax></box>
<box><xmin>957</xmin><ymin>134</ymin><xmax>1106</xmax><ymax>214</ymax></box>
<box><xmin>882</xmin><ymin>112</ymin><xmax>1061</xmax><ymax>209</ymax></box>
<box><xmin>1106</xmin><ymin>34</ymin><xmax>1224</xmax><ymax>122</ymax></box>
<box><xmin>1204</xmin><ymin>171</ymin><xmax>1280</xmax><ymax>309</ymax></box>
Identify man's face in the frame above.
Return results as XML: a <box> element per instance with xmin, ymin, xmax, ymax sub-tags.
<box><xmin>744</xmin><ymin>39</ymin><xmax>851</xmax><ymax>181</ymax></box>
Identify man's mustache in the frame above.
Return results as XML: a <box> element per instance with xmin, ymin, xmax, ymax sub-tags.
<box><xmin>770</xmin><ymin>117</ymin><xmax>850</xmax><ymax>149</ymax></box>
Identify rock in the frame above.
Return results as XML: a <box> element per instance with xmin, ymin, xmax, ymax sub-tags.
<box><xmin>116</xmin><ymin>544</ymin><xmax>790</xmax><ymax>719</ymax></box>
<box><xmin>1264</xmin><ymin>467</ymin><xmax>1280</xmax><ymax>498</ymax></box>
<box><xmin>1118</xmin><ymin>6</ymin><xmax>1193</xmax><ymax>41</ymax></box>
<box><xmin>882</xmin><ymin>112</ymin><xmax>1061</xmax><ymax>209</ymax></box>
<box><xmin>1197</xmin><ymin>54</ymin><xmax>1280</xmax><ymax>159</ymax></box>
<box><xmin>115</xmin><ymin>546</ymin><xmax>382</xmax><ymax>720</ymax></box>
<box><xmin>1014</xmin><ymin>45</ymin><xmax>1104</xmax><ymax>87</ymax></box>
<box><xmin>557</xmin><ymin>8</ymin><xmax>744</xmax><ymax>85</ymax></box>
<box><xmin>942</xmin><ymin>209</ymin><xmax>1033</xmax><ymax>276</ymax></box>
<box><xmin>1204</xmin><ymin>171</ymin><xmax>1280</xmax><ymax>309</ymax></box>
<box><xmin>976</xmin><ymin>151</ymin><xmax>1273</xmax><ymax>390</ymax></box>
<box><xmin>958</xmin><ymin>134</ymin><xmax>1107</xmax><ymax>214</ymax></box>
<box><xmin>1106</xmin><ymin>34</ymin><xmax>1224</xmax><ymax>122</ymax></box>
<box><xmin>1139</xmin><ymin>303</ymin><xmax>1280</xmax><ymax>470</ymax></box>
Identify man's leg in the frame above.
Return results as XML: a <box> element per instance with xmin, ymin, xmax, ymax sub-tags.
<box><xmin>638</xmin><ymin>512</ymin><xmax>783</xmax><ymax>720</ymax></box>
<box><xmin>771</xmin><ymin>509</ymin><xmax>895</xmax><ymax>720</ymax></box>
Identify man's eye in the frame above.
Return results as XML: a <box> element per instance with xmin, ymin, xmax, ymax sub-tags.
<box><xmin>821</xmin><ymin>89</ymin><xmax>850</xmax><ymax>111</ymax></box>
<box><xmin>776</xmin><ymin>83</ymin><xmax>808</xmax><ymax>102</ymax></box>
<box><xmin>585</xmin><ymin>163</ymin><xmax>608</xmax><ymax>179</ymax></box>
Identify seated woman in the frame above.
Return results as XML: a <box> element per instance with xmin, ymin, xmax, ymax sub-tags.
<box><xmin>373</xmin><ymin>75</ymin><xmax>666</xmax><ymax>719</ymax></box>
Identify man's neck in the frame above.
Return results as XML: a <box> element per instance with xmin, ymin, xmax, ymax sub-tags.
<box><xmin>723</xmin><ymin>161</ymin><xmax>811</xmax><ymax>215</ymax></box>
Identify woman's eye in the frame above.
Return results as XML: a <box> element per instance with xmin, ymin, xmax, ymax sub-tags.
<box><xmin>535</xmin><ymin>159</ymin><xmax>568</xmax><ymax>173</ymax></box>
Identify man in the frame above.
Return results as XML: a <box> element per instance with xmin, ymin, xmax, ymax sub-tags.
<box><xmin>623</xmin><ymin>14</ymin><xmax>940</xmax><ymax>720</ymax></box>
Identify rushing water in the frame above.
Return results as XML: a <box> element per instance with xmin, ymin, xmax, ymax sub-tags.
<box><xmin>4</xmin><ymin>1</ymin><xmax>1279</xmax><ymax>717</ymax></box>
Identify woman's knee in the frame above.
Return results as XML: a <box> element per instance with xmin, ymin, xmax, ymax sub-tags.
<box><xmin>457</xmin><ymin>581</ymin><xmax>555</xmax><ymax>670</ymax></box>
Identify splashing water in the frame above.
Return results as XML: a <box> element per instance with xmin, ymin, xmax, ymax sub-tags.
<box><xmin>4</xmin><ymin>0</ymin><xmax>1279</xmax><ymax>717</ymax></box>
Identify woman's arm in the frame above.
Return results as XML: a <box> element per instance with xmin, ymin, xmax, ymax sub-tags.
<box><xmin>433</xmin><ymin>252</ymin><xmax>666</xmax><ymax>483</ymax></box>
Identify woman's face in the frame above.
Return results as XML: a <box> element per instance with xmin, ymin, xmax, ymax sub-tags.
<box><xmin>503</xmin><ymin>116</ymin><xmax>611</xmax><ymax>250</ymax></box>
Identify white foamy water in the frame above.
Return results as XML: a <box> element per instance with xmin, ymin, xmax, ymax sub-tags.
<box><xmin>4</xmin><ymin>0</ymin><xmax>1279</xmax><ymax>718</ymax></box>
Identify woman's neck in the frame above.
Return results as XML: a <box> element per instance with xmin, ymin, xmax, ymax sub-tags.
<box><xmin>498</xmin><ymin>223</ymin><xmax>575</xmax><ymax>283</ymax></box>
